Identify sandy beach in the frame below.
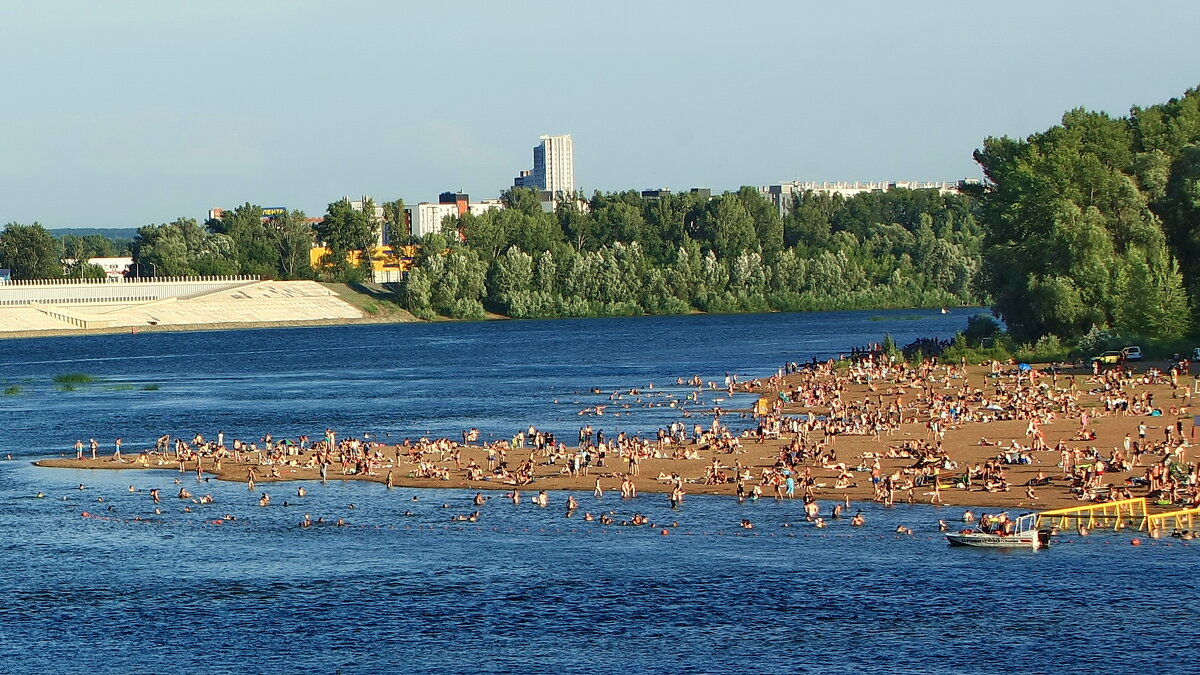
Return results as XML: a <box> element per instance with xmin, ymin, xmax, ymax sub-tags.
<box><xmin>33</xmin><ymin>356</ymin><xmax>1198</xmax><ymax>514</ymax></box>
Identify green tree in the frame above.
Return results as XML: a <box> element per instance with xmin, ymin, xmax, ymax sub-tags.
<box><xmin>82</xmin><ymin>234</ymin><xmax>116</xmax><ymax>258</ymax></box>
<box><xmin>488</xmin><ymin>247</ymin><xmax>534</xmax><ymax>314</ymax></box>
<box><xmin>734</xmin><ymin>186</ymin><xmax>783</xmax><ymax>255</ymax></box>
<box><xmin>132</xmin><ymin>218</ymin><xmax>231</xmax><ymax>277</ymax></box>
<box><xmin>383</xmin><ymin>198</ymin><xmax>408</xmax><ymax>247</ymax></box>
<box><xmin>698</xmin><ymin>196</ymin><xmax>757</xmax><ymax>258</ymax></box>
<box><xmin>500</xmin><ymin>187</ymin><xmax>545</xmax><ymax>217</ymax></box>
<box><xmin>590</xmin><ymin>202</ymin><xmax>644</xmax><ymax>246</ymax></box>
<box><xmin>268</xmin><ymin>210</ymin><xmax>314</xmax><ymax>279</ymax></box>
<box><xmin>316</xmin><ymin>198</ymin><xmax>372</xmax><ymax>281</ymax></box>
<box><xmin>0</xmin><ymin>223</ymin><xmax>62</xmax><ymax>279</ymax></box>
<box><xmin>208</xmin><ymin>203</ymin><xmax>277</xmax><ymax>276</ymax></box>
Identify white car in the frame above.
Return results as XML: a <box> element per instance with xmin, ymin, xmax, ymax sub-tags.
<box><xmin>1122</xmin><ymin>346</ymin><xmax>1143</xmax><ymax>361</ymax></box>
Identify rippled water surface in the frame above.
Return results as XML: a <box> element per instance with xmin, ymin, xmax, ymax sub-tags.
<box><xmin>1</xmin><ymin>311</ymin><xmax>1196</xmax><ymax>673</ymax></box>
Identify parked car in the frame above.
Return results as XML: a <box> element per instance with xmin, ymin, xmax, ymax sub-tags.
<box><xmin>1122</xmin><ymin>346</ymin><xmax>1143</xmax><ymax>361</ymax></box>
<box><xmin>1091</xmin><ymin>350</ymin><xmax>1124</xmax><ymax>364</ymax></box>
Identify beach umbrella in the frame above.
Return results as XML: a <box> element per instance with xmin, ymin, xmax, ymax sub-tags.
<box><xmin>1018</xmin><ymin>363</ymin><xmax>1032</xmax><ymax>371</ymax></box>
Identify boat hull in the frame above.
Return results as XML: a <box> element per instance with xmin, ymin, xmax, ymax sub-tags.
<box><xmin>945</xmin><ymin>530</ymin><xmax>1047</xmax><ymax>549</ymax></box>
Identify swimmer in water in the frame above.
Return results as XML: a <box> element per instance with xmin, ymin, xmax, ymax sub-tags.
<box><xmin>850</xmin><ymin>512</ymin><xmax>865</xmax><ymax>527</ymax></box>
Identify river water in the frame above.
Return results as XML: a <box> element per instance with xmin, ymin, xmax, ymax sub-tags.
<box><xmin>0</xmin><ymin>310</ymin><xmax>1196</xmax><ymax>674</ymax></box>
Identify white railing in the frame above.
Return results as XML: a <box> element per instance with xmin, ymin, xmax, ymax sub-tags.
<box><xmin>0</xmin><ymin>275</ymin><xmax>261</xmax><ymax>306</ymax></box>
<box><xmin>0</xmin><ymin>275</ymin><xmax>258</xmax><ymax>286</ymax></box>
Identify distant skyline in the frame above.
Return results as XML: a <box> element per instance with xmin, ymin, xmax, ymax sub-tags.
<box><xmin>3</xmin><ymin>1</ymin><xmax>1199</xmax><ymax>229</ymax></box>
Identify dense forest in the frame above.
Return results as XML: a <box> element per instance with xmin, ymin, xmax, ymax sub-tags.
<box><xmin>404</xmin><ymin>186</ymin><xmax>980</xmax><ymax>320</ymax></box>
<box><xmin>0</xmin><ymin>187</ymin><xmax>982</xmax><ymax>322</ymax></box>
<box><xmin>974</xmin><ymin>87</ymin><xmax>1200</xmax><ymax>343</ymax></box>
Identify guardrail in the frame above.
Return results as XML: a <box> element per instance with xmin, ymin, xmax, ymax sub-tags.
<box><xmin>1035</xmin><ymin>497</ymin><xmax>1149</xmax><ymax>531</ymax></box>
<box><xmin>0</xmin><ymin>275</ymin><xmax>258</xmax><ymax>286</ymax></box>
<box><xmin>0</xmin><ymin>276</ymin><xmax>260</xmax><ymax>306</ymax></box>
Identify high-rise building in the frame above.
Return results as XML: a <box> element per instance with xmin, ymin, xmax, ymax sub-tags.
<box><xmin>514</xmin><ymin>134</ymin><xmax>574</xmax><ymax>199</ymax></box>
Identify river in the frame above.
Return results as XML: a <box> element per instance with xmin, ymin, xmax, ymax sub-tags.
<box><xmin>1</xmin><ymin>310</ymin><xmax>1195</xmax><ymax>673</ymax></box>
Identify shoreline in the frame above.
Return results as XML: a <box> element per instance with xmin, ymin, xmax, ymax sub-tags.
<box><xmin>26</xmin><ymin>454</ymin><xmax>1091</xmax><ymax>511</ymax></box>
<box><xmin>0</xmin><ymin>314</ymin><xmax>418</xmax><ymax>341</ymax></box>
<box><xmin>0</xmin><ymin>291</ymin><xmax>980</xmax><ymax>341</ymax></box>
<box><xmin>32</xmin><ymin>354</ymin><xmax>1195</xmax><ymax>515</ymax></box>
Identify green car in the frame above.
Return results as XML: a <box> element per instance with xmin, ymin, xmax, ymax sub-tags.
<box><xmin>1091</xmin><ymin>350</ymin><xmax>1124</xmax><ymax>364</ymax></box>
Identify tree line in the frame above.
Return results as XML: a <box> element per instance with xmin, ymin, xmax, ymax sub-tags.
<box><xmin>0</xmin><ymin>188</ymin><xmax>982</xmax><ymax>325</ymax></box>
<box><xmin>0</xmin><ymin>198</ymin><xmax>404</xmax><ymax>282</ymax></box>
<box><xmin>402</xmin><ymin>186</ymin><xmax>982</xmax><ymax>319</ymax></box>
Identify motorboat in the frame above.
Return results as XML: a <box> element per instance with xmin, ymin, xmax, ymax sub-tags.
<box><xmin>945</xmin><ymin>513</ymin><xmax>1049</xmax><ymax>549</ymax></box>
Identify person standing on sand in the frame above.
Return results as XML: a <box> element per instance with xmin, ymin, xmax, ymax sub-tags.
<box><xmin>386</xmin><ymin>470</ymin><xmax>394</xmax><ymax>489</ymax></box>
<box><xmin>90</xmin><ymin>438</ymin><xmax>97</xmax><ymax>460</ymax></box>
<box><xmin>113</xmin><ymin>438</ymin><xmax>123</xmax><ymax>462</ymax></box>
<box><xmin>74</xmin><ymin>440</ymin><xmax>83</xmax><ymax>460</ymax></box>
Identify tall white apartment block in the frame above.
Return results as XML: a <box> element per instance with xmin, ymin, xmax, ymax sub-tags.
<box><xmin>515</xmin><ymin>134</ymin><xmax>574</xmax><ymax>199</ymax></box>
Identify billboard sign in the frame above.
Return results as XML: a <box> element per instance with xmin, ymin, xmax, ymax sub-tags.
<box><xmin>262</xmin><ymin>207</ymin><xmax>287</xmax><ymax>218</ymax></box>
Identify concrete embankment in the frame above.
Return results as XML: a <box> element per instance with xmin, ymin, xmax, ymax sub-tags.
<box><xmin>0</xmin><ymin>279</ymin><xmax>415</xmax><ymax>338</ymax></box>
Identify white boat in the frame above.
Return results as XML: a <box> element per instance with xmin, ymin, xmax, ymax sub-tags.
<box><xmin>945</xmin><ymin>513</ymin><xmax>1049</xmax><ymax>549</ymax></box>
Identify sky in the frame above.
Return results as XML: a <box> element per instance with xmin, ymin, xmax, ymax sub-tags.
<box><xmin>2</xmin><ymin>0</ymin><xmax>1199</xmax><ymax>229</ymax></box>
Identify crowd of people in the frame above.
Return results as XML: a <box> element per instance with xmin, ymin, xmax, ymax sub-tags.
<box><xmin>45</xmin><ymin>347</ymin><xmax>1200</xmax><ymax>528</ymax></box>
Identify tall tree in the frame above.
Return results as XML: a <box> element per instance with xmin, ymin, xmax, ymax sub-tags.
<box><xmin>382</xmin><ymin>198</ymin><xmax>409</xmax><ymax>248</ymax></box>
<box><xmin>0</xmin><ymin>223</ymin><xmax>62</xmax><ymax>279</ymax></box>
<box><xmin>973</xmin><ymin>103</ymin><xmax>1187</xmax><ymax>341</ymax></box>
<box><xmin>268</xmin><ymin>210</ymin><xmax>314</xmax><ymax>279</ymax></box>
<box><xmin>316</xmin><ymin>198</ymin><xmax>372</xmax><ymax>280</ymax></box>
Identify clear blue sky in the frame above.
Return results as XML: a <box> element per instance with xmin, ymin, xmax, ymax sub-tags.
<box><xmin>2</xmin><ymin>0</ymin><xmax>1198</xmax><ymax>229</ymax></box>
